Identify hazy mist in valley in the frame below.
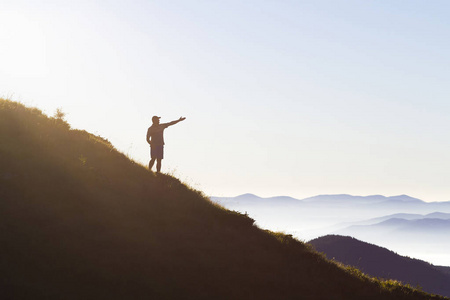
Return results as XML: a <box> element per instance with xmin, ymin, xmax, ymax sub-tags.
<box><xmin>212</xmin><ymin>194</ymin><xmax>450</xmax><ymax>266</ymax></box>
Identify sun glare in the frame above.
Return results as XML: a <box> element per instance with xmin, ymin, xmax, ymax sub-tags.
<box><xmin>0</xmin><ymin>11</ymin><xmax>48</xmax><ymax>78</ymax></box>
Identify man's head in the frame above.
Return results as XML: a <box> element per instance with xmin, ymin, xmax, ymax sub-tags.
<box><xmin>152</xmin><ymin>116</ymin><xmax>160</xmax><ymax>124</ymax></box>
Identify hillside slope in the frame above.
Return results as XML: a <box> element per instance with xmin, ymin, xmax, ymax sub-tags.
<box><xmin>309</xmin><ymin>235</ymin><xmax>450</xmax><ymax>297</ymax></box>
<box><xmin>0</xmin><ymin>98</ymin><xmax>445</xmax><ymax>300</ymax></box>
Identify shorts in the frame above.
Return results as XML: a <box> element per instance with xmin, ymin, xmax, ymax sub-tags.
<box><xmin>151</xmin><ymin>145</ymin><xmax>164</xmax><ymax>159</ymax></box>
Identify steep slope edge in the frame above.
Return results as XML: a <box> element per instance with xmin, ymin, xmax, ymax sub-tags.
<box><xmin>0</xmin><ymin>99</ymin><xmax>444</xmax><ymax>300</ymax></box>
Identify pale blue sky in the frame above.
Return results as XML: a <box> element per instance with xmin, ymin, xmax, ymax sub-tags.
<box><xmin>1</xmin><ymin>1</ymin><xmax>450</xmax><ymax>201</ymax></box>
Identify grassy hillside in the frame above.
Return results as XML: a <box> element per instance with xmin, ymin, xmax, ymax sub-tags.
<box><xmin>0</xmin><ymin>98</ymin><xmax>446</xmax><ymax>300</ymax></box>
<box><xmin>309</xmin><ymin>235</ymin><xmax>450</xmax><ymax>298</ymax></box>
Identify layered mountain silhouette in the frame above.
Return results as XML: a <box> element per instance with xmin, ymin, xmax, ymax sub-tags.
<box><xmin>211</xmin><ymin>194</ymin><xmax>450</xmax><ymax>265</ymax></box>
<box><xmin>212</xmin><ymin>193</ymin><xmax>450</xmax><ymax>212</ymax></box>
<box><xmin>1</xmin><ymin>98</ymin><xmax>446</xmax><ymax>299</ymax></box>
<box><xmin>337</xmin><ymin>212</ymin><xmax>450</xmax><ymax>227</ymax></box>
<box><xmin>309</xmin><ymin>235</ymin><xmax>450</xmax><ymax>297</ymax></box>
<box><xmin>334</xmin><ymin>216</ymin><xmax>450</xmax><ymax>266</ymax></box>
<box><xmin>338</xmin><ymin>218</ymin><xmax>450</xmax><ymax>234</ymax></box>
<box><xmin>302</xmin><ymin>194</ymin><xmax>424</xmax><ymax>204</ymax></box>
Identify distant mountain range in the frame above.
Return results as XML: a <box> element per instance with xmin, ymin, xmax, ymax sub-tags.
<box><xmin>302</xmin><ymin>194</ymin><xmax>424</xmax><ymax>204</ymax></box>
<box><xmin>334</xmin><ymin>216</ymin><xmax>450</xmax><ymax>265</ymax></box>
<box><xmin>212</xmin><ymin>193</ymin><xmax>450</xmax><ymax>210</ymax></box>
<box><xmin>213</xmin><ymin>193</ymin><xmax>302</xmax><ymax>206</ymax></box>
<box><xmin>309</xmin><ymin>235</ymin><xmax>450</xmax><ymax>298</ymax></box>
<box><xmin>336</xmin><ymin>212</ymin><xmax>450</xmax><ymax>227</ymax></box>
<box><xmin>211</xmin><ymin>194</ymin><xmax>450</xmax><ymax>266</ymax></box>
<box><xmin>210</xmin><ymin>194</ymin><xmax>450</xmax><ymax>231</ymax></box>
<box><xmin>339</xmin><ymin>217</ymin><xmax>450</xmax><ymax>234</ymax></box>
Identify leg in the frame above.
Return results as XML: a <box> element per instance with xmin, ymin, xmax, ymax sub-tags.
<box><xmin>156</xmin><ymin>159</ymin><xmax>162</xmax><ymax>173</ymax></box>
<box><xmin>149</xmin><ymin>158</ymin><xmax>156</xmax><ymax>171</ymax></box>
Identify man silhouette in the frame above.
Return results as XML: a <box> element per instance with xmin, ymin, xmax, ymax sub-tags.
<box><xmin>147</xmin><ymin>115</ymin><xmax>186</xmax><ymax>172</ymax></box>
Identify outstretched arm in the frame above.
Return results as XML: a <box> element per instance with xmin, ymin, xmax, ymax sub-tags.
<box><xmin>166</xmin><ymin>117</ymin><xmax>186</xmax><ymax>127</ymax></box>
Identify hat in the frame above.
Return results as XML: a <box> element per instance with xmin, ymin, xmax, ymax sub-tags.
<box><xmin>152</xmin><ymin>116</ymin><xmax>161</xmax><ymax>122</ymax></box>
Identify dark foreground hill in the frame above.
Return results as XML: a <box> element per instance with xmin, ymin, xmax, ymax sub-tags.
<box><xmin>0</xmin><ymin>99</ymin><xmax>445</xmax><ymax>300</ymax></box>
<box><xmin>309</xmin><ymin>235</ymin><xmax>450</xmax><ymax>298</ymax></box>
